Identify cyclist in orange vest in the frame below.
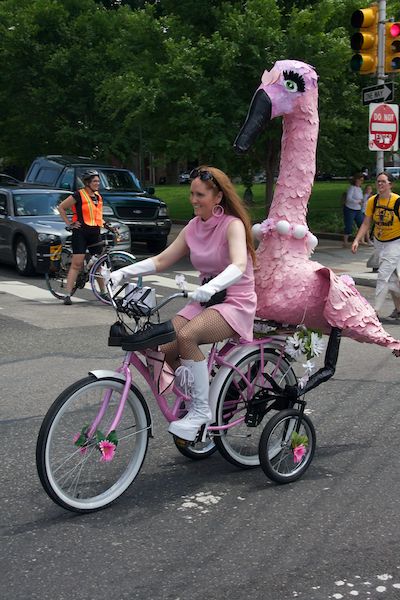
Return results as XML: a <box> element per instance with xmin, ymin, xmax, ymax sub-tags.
<box><xmin>58</xmin><ymin>170</ymin><xmax>105</xmax><ymax>305</ymax></box>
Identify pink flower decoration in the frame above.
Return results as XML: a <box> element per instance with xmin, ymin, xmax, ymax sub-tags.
<box><xmin>98</xmin><ymin>440</ymin><xmax>116</xmax><ymax>462</ymax></box>
<box><xmin>293</xmin><ymin>444</ymin><xmax>306</xmax><ymax>464</ymax></box>
<box><xmin>340</xmin><ymin>274</ymin><xmax>355</xmax><ymax>288</ymax></box>
<box><xmin>260</xmin><ymin>218</ymin><xmax>276</xmax><ymax>234</ymax></box>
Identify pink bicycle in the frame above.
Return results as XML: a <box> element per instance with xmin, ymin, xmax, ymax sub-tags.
<box><xmin>36</xmin><ymin>284</ymin><xmax>325</xmax><ymax>513</ymax></box>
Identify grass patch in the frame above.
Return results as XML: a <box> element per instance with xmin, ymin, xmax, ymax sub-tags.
<box><xmin>155</xmin><ymin>180</ymin><xmax>400</xmax><ymax>233</ymax></box>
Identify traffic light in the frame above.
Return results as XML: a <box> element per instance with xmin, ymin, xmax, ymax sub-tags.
<box><xmin>350</xmin><ymin>5</ymin><xmax>378</xmax><ymax>74</ymax></box>
<box><xmin>385</xmin><ymin>21</ymin><xmax>400</xmax><ymax>73</ymax></box>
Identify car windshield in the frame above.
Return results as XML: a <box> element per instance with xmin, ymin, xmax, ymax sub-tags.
<box><xmin>76</xmin><ymin>168</ymin><xmax>143</xmax><ymax>192</ymax></box>
<box><xmin>13</xmin><ymin>192</ymin><xmax>68</xmax><ymax>216</ymax></box>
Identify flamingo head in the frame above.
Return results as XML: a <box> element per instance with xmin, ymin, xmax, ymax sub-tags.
<box><xmin>233</xmin><ymin>59</ymin><xmax>318</xmax><ymax>153</ymax></box>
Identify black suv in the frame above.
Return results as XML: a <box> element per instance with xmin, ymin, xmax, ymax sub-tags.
<box><xmin>25</xmin><ymin>155</ymin><xmax>171</xmax><ymax>252</ymax></box>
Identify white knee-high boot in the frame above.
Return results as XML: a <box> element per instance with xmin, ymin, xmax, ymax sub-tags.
<box><xmin>168</xmin><ymin>359</ymin><xmax>211</xmax><ymax>441</ymax></box>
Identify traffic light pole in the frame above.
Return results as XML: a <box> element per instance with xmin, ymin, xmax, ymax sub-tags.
<box><xmin>376</xmin><ymin>0</ymin><xmax>386</xmax><ymax>173</ymax></box>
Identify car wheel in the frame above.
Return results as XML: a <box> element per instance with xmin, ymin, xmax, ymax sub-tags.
<box><xmin>147</xmin><ymin>237</ymin><xmax>168</xmax><ymax>253</ymax></box>
<box><xmin>14</xmin><ymin>236</ymin><xmax>34</xmax><ymax>275</ymax></box>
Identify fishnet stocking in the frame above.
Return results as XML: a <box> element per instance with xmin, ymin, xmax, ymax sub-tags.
<box><xmin>161</xmin><ymin>309</ymin><xmax>236</xmax><ymax>366</ymax></box>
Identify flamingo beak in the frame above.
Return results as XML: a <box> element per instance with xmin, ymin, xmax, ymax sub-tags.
<box><xmin>233</xmin><ymin>89</ymin><xmax>272</xmax><ymax>153</ymax></box>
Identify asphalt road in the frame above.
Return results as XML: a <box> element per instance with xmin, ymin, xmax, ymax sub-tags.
<box><xmin>1</xmin><ymin>255</ymin><xmax>400</xmax><ymax>600</ymax></box>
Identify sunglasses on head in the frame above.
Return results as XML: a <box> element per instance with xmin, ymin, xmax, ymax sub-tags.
<box><xmin>189</xmin><ymin>168</ymin><xmax>221</xmax><ymax>190</ymax></box>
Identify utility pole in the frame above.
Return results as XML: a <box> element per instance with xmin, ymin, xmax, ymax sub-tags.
<box><xmin>376</xmin><ymin>0</ymin><xmax>386</xmax><ymax>174</ymax></box>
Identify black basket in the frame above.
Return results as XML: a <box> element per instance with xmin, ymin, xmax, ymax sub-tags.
<box><xmin>113</xmin><ymin>285</ymin><xmax>157</xmax><ymax>318</ymax></box>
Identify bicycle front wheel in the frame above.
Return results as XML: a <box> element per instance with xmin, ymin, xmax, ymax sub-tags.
<box><xmin>36</xmin><ymin>376</ymin><xmax>150</xmax><ymax>513</ymax></box>
<box><xmin>214</xmin><ymin>347</ymin><xmax>297</xmax><ymax>469</ymax></box>
<box><xmin>90</xmin><ymin>251</ymin><xmax>136</xmax><ymax>304</ymax></box>
<box><xmin>258</xmin><ymin>409</ymin><xmax>316</xmax><ymax>484</ymax></box>
<box><xmin>45</xmin><ymin>247</ymin><xmax>77</xmax><ymax>300</ymax></box>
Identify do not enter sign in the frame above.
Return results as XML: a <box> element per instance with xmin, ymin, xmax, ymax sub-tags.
<box><xmin>369</xmin><ymin>103</ymin><xmax>399</xmax><ymax>151</ymax></box>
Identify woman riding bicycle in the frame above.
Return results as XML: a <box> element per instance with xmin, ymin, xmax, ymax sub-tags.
<box><xmin>58</xmin><ymin>169</ymin><xmax>108</xmax><ymax>305</ymax></box>
<box><xmin>111</xmin><ymin>166</ymin><xmax>257</xmax><ymax>441</ymax></box>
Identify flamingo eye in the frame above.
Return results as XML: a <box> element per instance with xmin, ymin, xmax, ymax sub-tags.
<box><xmin>282</xmin><ymin>70</ymin><xmax>305</xmax><ymax>93</ymax></box>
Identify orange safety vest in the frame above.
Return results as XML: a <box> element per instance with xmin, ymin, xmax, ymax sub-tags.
<box><xmin>72</xmin><ymin>189</ymin><xmax>103</xmax><ymax>226</ymax></box>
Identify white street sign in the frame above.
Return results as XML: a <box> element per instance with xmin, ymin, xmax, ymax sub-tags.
<box><xmin>362</xmin><ymin>83</ymin><xmax>394</xmax><ymax>106</ymax></box>
<box><xmin>369</xmin><ymin>103</ymin><xmax>399</xmax><ymax>152</ymax></box>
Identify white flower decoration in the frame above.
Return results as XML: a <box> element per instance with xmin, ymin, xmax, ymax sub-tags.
<box><xmin>285</xmin><ymin>327</ymin><xmax>326</xmax><ymax>391</ymax></box>
<box><xmin>285</xmin><ymin>332</ymin><xmax>306</xmax><ymax>359</ymax></box>
<box><xmin>175</xmin><ymin>274</ymin><xmax>187</xmax><ymax>290</ymax></box>
<box><xmin>309</xmin><ymin>332</ymin><xmax>325</xmax><ymax>357</ymax></box>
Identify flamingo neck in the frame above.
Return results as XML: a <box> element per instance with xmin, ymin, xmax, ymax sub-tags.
<box><xmin>268</xmin><ymin>110</ymin><xmax>319</xmax><ymax>225</ymax></box>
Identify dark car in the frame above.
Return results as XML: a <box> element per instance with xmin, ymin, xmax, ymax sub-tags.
<box><xmin>0</xmin><ymin>173</ymin><xmax>20</xmax><ymax>185</ymax></box>
<box><xmin>25</xmin><ymin>155</ymin><xmax>171</xmax><ymax>252</ymax></box>
<box><xmin>0</xmin><ymin>184</ymin><xmax>131</xmax><ymax>275</ymax></box>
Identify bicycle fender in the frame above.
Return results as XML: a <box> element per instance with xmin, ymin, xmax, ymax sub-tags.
<box><xmin>89</xmin><ymin>369</ymin><xmax>127</xmax><ymax>383</ymax></box>
<box><xmin>88</xmin><ymin>370</ymin><xmax>153</xmax><ymax>435</ymax></box>
<box><xmin>208</xmin><ymin>342</ymin><xmax>285</xmax><ymax>421</ymax></box>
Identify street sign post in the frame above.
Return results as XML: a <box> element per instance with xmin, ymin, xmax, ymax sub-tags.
<box><xmin>369</xmin><ymin>103</ymin><xmax>399</xmax><ymax>151</ymax></box>
<box><xmin>362</xmin><ymin>82</ymin><xmax>394</xmax><ymax>105</ymax></box>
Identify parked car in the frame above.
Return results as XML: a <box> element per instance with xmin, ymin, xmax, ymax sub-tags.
<box><xmin>178</xmin><ymin>172</ymin><xmax>191</xmax><ymax>184</ymax></box>
<box><xmin>253</xmin><ymin>172</ymin><xmax>266</xmax><ymax>184</ymax></box>
<box><xmin>0</xmin><ymin>173</ymin><xmax>20</xmax><ymax>185</ymax></box>
<box><xmin>0</xmin><ymin>183</ymin><xmax>131</xmax><ymax>275</ymax></box>
<box><xmin>385</xmin><ymin>166</ymin><xmax>400</xmax><ymax>180</ymax></box>
<box><xmin>25</xmin><ymin>155</ymin><xmax>171</xmax><ymax>252</ymax></box>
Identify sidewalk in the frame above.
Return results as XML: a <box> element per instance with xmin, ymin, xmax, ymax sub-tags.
<box><xmin>169</xmin><ymin>223</ymin><xmax>378</xmax><ymax>288</ymax></box>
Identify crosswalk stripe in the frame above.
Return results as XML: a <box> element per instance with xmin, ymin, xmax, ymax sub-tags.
<box><xmin>0</xmin><ymin>281</ymin><xmax>86</xmax><ymax>303</ymax></box>
<box><xmin>0</xmin><ymin>272</ymin><xmax>198</xmax><ymax>304</ymax></box>
<box><xmin>142</xmin><ymin>274</ymin><xmax>198</xmax><ymax>291</ymax></box>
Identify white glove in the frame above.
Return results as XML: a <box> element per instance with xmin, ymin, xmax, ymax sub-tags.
<box><xmin>191</xmin><ymin>264</ymin><xmax>243</xmax><ymax>303</ymax></box>
<box><xmin>111</xmin><ymin>258</ymin><xmax>156</xmax><ymax>288</ymax></box>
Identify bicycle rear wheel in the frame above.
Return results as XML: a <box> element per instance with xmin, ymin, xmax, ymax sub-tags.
<box><xmin>36</xmin><ymin>376</ymin><xmax>150</xmax><ymax>513</ymax></box>
<box><xmin>258</xmin><ymin>409</ymin><xmax>316</xmax><ymax>484</ymax></box>
<box><xmin>213</xmin><ymin>347</ymin><xmax>297</xmax><ymax>469</ymax></box>
<box><xmin>90</xmin><ymin>251</ymin><xmax>136</xmax><ymax>304</ymax></box>
<box><xmin>45</xmin><ymin>247</ymin><xmax>77</xmax><ymax>300</ymax></box>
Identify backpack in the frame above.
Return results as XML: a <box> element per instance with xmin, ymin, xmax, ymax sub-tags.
<box><xmin>372</xmin><ymin>194</ymin><xmax>400</xmax><ymax>220</ymax></box>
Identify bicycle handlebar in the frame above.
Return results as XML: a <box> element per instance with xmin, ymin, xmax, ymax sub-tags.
<box><xmin>106</xmin><ymin>280</ymin><xmax>190</xmax><ymax>317</ymax></box>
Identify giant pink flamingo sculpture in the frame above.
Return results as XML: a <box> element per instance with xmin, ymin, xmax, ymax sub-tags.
<box><xmin>234</xmin><ymin>59</ymin><xmax>400</xmax><ymax>353</ymax></box>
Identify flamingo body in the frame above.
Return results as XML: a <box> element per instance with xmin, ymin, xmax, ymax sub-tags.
<box><xmin>234</xmin><ymin>60</ymin><xmax>400</xmax><ymax>352</ymax></box>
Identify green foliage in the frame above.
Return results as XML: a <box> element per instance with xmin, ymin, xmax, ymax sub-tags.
<box><xmin>0</xmin><ymin>0</ymin><xmax>396</xmax><ymax>180</ymax></box>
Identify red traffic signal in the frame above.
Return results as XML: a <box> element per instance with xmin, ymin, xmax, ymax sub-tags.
<box><xmin>385</xmin><ymin>22</ymin><xmax>400</xmax><ymax>72</ymax></box>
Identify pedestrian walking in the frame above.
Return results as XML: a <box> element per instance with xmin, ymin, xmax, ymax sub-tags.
<box><xmin>352</xmin><ymin>172</ymin><xmax>400</xmax><ymax>320</ymax></box>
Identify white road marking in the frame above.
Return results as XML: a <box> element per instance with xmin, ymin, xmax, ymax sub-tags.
<box><xmin>0</xmin><ymin>280</ymin><xmax>87</xmax><ymax>302</ymax></box>
<box><xmin>144</xmin><ymin>274</ymin><xmax>198</xmax><ymax>291</ymax></box>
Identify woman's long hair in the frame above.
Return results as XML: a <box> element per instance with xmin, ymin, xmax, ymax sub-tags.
<box><xmin>197</xmin><ymin>165</ymin><xmax>256</xmax><ymax>264</ymax></box>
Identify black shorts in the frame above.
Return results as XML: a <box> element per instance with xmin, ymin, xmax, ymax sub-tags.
<box><xmin>71</xmin><ymin>225</ymin><xmax>103</xmax><ymax>255</ymax></box>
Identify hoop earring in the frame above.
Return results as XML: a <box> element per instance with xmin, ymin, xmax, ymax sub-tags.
<box><xmin>212</xmin><ymin>204</ymin><xmax>224</xmax><ymax>217</ymax></box>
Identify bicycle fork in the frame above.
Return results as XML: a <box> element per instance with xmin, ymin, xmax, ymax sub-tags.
<box><xmin>88</xmin><ymin>356</ymin><xmax>134</xmax><ymax>438</ymax></box>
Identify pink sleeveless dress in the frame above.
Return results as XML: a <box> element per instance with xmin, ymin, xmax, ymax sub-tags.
<box><xmin>178</xmin><ymin>214</ymin><xmax>256</xmax><ymax>341</ymax></box>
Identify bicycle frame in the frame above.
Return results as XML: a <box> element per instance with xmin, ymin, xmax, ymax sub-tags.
<box><xmin>88</xmin><ymin>334</ymin><xmax>293</xmax><ymax>439</ymax></box>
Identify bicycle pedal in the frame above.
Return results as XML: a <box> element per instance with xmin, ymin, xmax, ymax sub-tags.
<box><xmin>245</xmin><ymin>411</ymin><xmax>263</xmax><ymax>427</ymax></box>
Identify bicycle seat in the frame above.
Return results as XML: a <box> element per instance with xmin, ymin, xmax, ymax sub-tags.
<box><xmin>119</xmin><ymin>320</ymin><xmax>176</xmax><ymax>350</ymax></box>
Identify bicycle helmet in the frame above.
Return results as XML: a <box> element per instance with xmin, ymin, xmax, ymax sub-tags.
<box><xmin>82</xmin><ymin>169</ymin><xmax>100</xmax><ymax>183</ymax></box>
